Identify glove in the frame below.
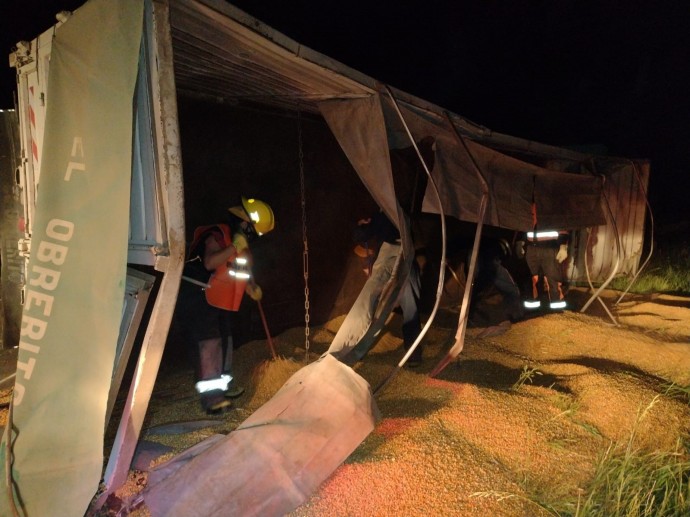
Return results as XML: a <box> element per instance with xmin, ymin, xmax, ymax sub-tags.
<box><xmin>246</xmin><ymin>283</ymin><xmax>263</xmax><ymax>301</ymax></box>
<box><xmin>232</xmin><ymin>233</ymin><xmax>249</xmax><ymax>253</ymax></box>
<box><xmin>515</xmin><ymin>241</ymin><xmax>526</xmax><ymax>259</ymax></box>
<box><xmin>556</xmin><ymin>244</ymin><xmax>568</xmax><ymax>263</ymax></box>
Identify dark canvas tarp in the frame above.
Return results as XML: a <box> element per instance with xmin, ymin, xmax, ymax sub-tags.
<box><xmin>319</xmin><ymin>96</ymin><xmax>417</xmax><ymax>362</ymax></box>
<box><xmin>318</xmin><ymin>93</ymin><xmax>609</xmax><ymax>377</ymax></box>
<box><xmin>384</xmin><ymin>97</ymin><xmax>607</xmax><ymax>231</ymax></box>
<box><xmin>318</xmin><ymin>96</ymin><xmax>400</xmax><ymax>227</ymax></box>
<box><xmin>318</xmin><ymin>96</ymin><xmax>415</xmax><ymax>254</ymax></box>
<box><xmin>319</xmin><ymin>94</ymin><xmax>606</xmax><ymax>232</ymax></box>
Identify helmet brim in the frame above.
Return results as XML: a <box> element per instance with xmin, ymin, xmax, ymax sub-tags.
<box><xmin>228</xmin><ymin>205</ymin><xmax>251</xmax><ymax>223</ymax></box>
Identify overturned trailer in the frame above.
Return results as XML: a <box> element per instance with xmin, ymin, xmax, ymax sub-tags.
<box><xmin>1</xmin><ymin>0</ymin><xmax>650</xmax><ymax>514</ymax></box>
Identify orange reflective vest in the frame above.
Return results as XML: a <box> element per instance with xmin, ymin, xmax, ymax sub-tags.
<box><xmin>190</xmin><ymin>224</ymin><xmax>251</xmax><ymax>311</ymax></box>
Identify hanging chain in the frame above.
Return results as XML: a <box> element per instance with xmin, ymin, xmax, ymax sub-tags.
<box><xmin>298</xmin><ymin>109</ymin><xmax>311</xmax><ymax>361</ymax></box>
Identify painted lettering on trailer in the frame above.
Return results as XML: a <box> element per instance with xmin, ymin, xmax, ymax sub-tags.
<box><xmin>15</xmin><ymin>136</ymin><xmax>85</xmax><ymax>405</ymax></box>
<box><xmin>15</xmin><ymin>219</ymin><xmax>75</xmax><ymax>406</ymax></box>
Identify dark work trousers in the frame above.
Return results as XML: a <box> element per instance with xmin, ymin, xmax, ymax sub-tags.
<box><xmin>176</xmin><ymin>280</ymin><xmax>233</xmax><ymax>411</ymax></box>
<box><xmin>525</xmin><ymin>244</ymin><xmax>563</xmax><ymax>303</ymax></box>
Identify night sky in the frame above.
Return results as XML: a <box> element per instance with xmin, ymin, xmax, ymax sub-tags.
<box><xmin>3</xmin><ymin>0</ymin><xmax>689</xmax><ymax>227</ymax></box>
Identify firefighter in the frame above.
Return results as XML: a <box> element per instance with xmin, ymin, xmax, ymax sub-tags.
<box><xmin>516</xmin><ymin>229</ymin><xmax>569</xmax><ymax>310</ymax></box>
<box><xmin>328</xmin><ymin>210</ymin><xmax>424</xmax><ymax>367</ymax></box>
<box><xmin>469</xmin><ymin>238</ymin><xmax>525</xmax><ymax>323</ymax></box>
<box><xmin>176</xmin><ymin>196</ymin><xmax>275</xmax><ymax>414</ymax></box>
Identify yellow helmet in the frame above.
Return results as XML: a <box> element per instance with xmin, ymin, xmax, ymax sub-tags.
<box><xmin>229</xmin><ymin>196</ymin><xmax>275</xmax><ymax>236</ymax></box>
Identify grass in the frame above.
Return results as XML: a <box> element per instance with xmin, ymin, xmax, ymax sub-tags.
<box><xmin>473</xmin><ymin>437</ymin><xmax>690</xmax><ymax>517</ymax></box>
<box><xmin>512</xmin><ymin>365</ymin><xmax>543</xmax><ymax>390</ymax></box>
<box><xmin>480</xmin><ymin>393</ymin><xmax>690</xmax><ymax>516</ymax></box>
<box><xmin>564</xmin><ymin>396</ymin><xmax>689</xmax><ymax>516</ymax></box>
<box><xmin>609</xmin><ymin>243</ymin><xmax>690</xmax><ymax>295</ymax></box>
<box><xmin>576</xmin><ymin>421</ymin><xmax>603</xmax><ymax>438</ymax></box>
<box><xmin>550</xmin><ymin>393</ymin><xmax>580</xmax><ymax>420</ymax></box>
<box><xmin>573</xmin><ymin>438</ymin><xmax>690</xmax><ymax>517</ymax></box>
<box><xmin>663</xmin><ymin>383</ymin><xmax>690</xmax><ymax>406</ymax></box>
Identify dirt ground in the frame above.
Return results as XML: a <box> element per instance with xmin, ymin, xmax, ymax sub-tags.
<box><xmin>87</xmin><ymin>284</ymin><xmax>690</xmax><ymax>516</ymax></box>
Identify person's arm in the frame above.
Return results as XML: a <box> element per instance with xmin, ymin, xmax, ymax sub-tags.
<box><xmin>202</xmin><ymin>234</ymin><xmax>237</xmax><ymax>270</ymax></box>
<box><xmin>515</xmin><ymin>233</ymin><xmax>526</xmax><ymax>258</ymax></box>
<box><xmin>556</xmin><ymin>231</ymin><xmax>570</xmax><ymax>263</ymax></box>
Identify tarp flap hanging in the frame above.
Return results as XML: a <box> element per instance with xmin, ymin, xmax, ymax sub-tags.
<box><xmin>319</xmin><ymin>96</ymin><xmax>421</xmax><ymax>363</ymax></box>
<box><xmin>144</xmin><ymin>354</ymin><xmax>379</xmax><ymax>517</ymax></box>
<box><xmin>318</xmin><ymin>95</ymin><xmax>421</xmax><ymax>267</ymax></box>
<box><xmin>480</xmin><ymin>141</ymin><xmax>606</xmax><ymax>230</ymax></box>
<box><xmin>380</xmin><ymin>99</ymin><xmax>606</xmax><ymax>231</ymax></box>
<box><xmin>0</xmin><ymin>0</ymin><xmax>144</xmax><ymax>515</ymax></box>
<box><xmin>318</xmin><ymin>96</ymin><xmax>400</xmax><ymax>227</ymax></box>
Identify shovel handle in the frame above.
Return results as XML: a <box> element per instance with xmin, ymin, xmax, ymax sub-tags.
<box><xmin>257</xmin><ymin>300</ymin><xmax>277</xmax><ymax>360</ymax></box>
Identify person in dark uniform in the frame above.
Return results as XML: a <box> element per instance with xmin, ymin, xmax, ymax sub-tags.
<box><xmin>176</xmin><ymin>196</ymin><xmax>274</xmax><ymax>414</ymax></box>
<box><xmin>516</xmin><ymin>229</ymin><xmax>569</xmax><ymax>310</ymax></box>
<box><xmin>328</xmin><ymin>210</ymin><xmax>424</xmax><ymax>367</ymax></box>
<box><xmin>470</xmin><ymin>238</ymin><xmax>524</xmax><ymax>323</ymax></box>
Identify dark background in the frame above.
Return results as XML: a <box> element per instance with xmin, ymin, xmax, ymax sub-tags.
<box><xmin>2</xmin><ymin>0</ymin><xmax>689</xmax><ymax>228</ymax></box>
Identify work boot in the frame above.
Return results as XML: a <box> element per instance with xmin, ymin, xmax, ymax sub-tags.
<box><xmin>206</xmin><ymin>399</ymin><xmax>232</xmax><ymax>415</ymax></box>
<box><xmin>224</xmin><ymin>383</ymin><xmax>245</xmax><ymax>399</ymax></box>
<box><xmin>202</xmin><ymin>391</ymin><xmax>231</xmax><ymax>415</ymax></box>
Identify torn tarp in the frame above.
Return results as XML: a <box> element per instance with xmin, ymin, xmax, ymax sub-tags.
<box><xmin>144</xmin><ymin>354</ymin><xmax>379</xmax><ymax>517</ymax></box>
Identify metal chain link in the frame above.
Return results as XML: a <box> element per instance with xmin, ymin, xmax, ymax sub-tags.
<box><xmin>298</xmin><ymin>109</ymin><xmax>311</xmax><ymax>361</ymax></box>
